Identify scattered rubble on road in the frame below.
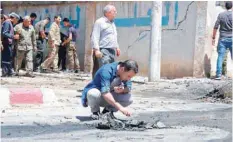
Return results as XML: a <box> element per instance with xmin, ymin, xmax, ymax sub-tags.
<box><xmin>95</xmin><ymin>112</ymin><xmax>169</xmax><ymax>131</ymax></box>
<box><xmin>197</xmin><ymin>82</ymin><xmax>232</xmax><ymax>104</ymax></box>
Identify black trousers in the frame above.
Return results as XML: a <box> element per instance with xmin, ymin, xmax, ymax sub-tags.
<box><xmin>58</xmin><ymin>45</ymin><xmax>66</xmax><ymax>70</ymax></box>
<box><xmin>33</xmin><ymin>39</ymin><xmax>46</xmax><ymax>71</ymax></box>
<box><xmin>1</xmin><ymin>43</ymin><xmax>13</xmax><ymax>76</ymax></box>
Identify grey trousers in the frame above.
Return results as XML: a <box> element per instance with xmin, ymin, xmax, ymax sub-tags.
<box><xmin>92</xmin><ymin>48</ymin><xmax>116</xmax><ymax>78</ymax></box>
<box><xmin>87</xmin><ymin>88</ymin><xmax>133</xmax><ymax>113</ymax></box>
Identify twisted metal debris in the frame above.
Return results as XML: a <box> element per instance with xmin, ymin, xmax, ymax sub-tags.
<box><xmin>96</xmin><ymin>112</ymin><xmax>169</xmax><ymax>131</ymax></box>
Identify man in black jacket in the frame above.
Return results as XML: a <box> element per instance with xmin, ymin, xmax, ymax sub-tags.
<box><xmin>1</xmin><ymin>13</ymin><xmax>20</xmax><ymax>76</ymax></box>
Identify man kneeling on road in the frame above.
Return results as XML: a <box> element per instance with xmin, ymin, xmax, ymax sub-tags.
<box><xmin>81</xmin><ymin>60</ymin><xmax>138</xmax><ymax>120</ymax></box>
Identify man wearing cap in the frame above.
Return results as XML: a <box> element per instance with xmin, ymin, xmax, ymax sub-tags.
<box><xmin>1</xmin><ymin>13</ymin><xmax>19</xmax><ymax>76</ymax></box>
<box><xmin>40</xmin><ymin>16</ymin><xmax>61</xmax><ymax>73</ymax></box>
<box><xmin>62</xmin><ymin>18</ymin><xmax>80</xmax><ymax>73</ymax></box>
<box><xmin>33</xmin><ymin>17</ymin><xmax>50</xmax><ymax>72</ymax></box>
<box><xmin>9</xmin><ymin>12</ymin><xmax>20</xmax><ymax>27</ymax></box>
<box><xmin>8</xmin><ymin>12</ymin><xmax>20</xmax><ymax>71</ymax></box>
<box><xmin>14</xmin><ymin>16</ymin><xmax>37</xmax><ymax>77</ymax></box>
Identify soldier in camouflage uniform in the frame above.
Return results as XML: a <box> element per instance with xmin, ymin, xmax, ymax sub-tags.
<box><xmin>62</xmin><ymin>18</ymin><xmax>80</xmax><ymax>73</ymax></box>
<box><xmin>40</xmin><ymin>16</ymin><xmax>61</xmax><ymax>73</ymax></box>
<box><xmin>10</xmin><ymin>12</ymin><xmax>21</xmax><ymax>72</ymax></box>
<box><xmin>14</xmin><ymin>16</ymin><xmax>37</xmax><ymax>77</ymax></box>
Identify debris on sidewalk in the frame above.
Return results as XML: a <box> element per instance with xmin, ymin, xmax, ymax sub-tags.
<box><xmin>206</xmin><ymin>82</ymin><xmax>232</xmax><ymax>98</ymax></box>
<box><xmin>197</xmin><ymin>82</ymin><xmax>232</xmax><ymax>104</ymax></box>
<box><xmin>95</xmin><ymin>112</ymin><xmax>169</xmax><ymax>131</ymax></box>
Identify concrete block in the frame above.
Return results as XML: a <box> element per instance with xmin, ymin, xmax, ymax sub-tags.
<box><xmin>226</xmin><ymin>52</ymin><xmax>233</xmax><ymax>78</ymax></box>
<box><xmin>0</xmin><ymin>88</ymin><xmax>57</xmax><ymax>109</ymax></box>
<box><xmin>210</xmin><ymin>48</ymin><xmax>218</xmax><ymax>77</ymax></box>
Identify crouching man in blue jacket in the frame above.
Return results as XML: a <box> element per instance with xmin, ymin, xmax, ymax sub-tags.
<box><xmin>82</xmin><ymin>60</ymin><xmax>138</xmax><ymax>120</ymax></box>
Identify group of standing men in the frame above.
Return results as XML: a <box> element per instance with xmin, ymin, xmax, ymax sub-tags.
<box><xmin>1</xmin><ymin>11</ymin><xmax>80</xmax><ymax>77</ymax></box>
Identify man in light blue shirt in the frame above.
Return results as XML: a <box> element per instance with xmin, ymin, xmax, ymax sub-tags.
<box><xmin>91</xmin><ymin>4</ymin><xmax>121</xmax><ymax>78</ymax></box>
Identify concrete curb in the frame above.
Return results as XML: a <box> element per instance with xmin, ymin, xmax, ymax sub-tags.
<box><xmin>33</xmin><ymin>72</ymin><xmax>91</xmax><ymax>81</ymax></box>
<box><xmin>0</xmin><ymin>87</ymin><xmax>57</xmax><ymax>108</ymax></box>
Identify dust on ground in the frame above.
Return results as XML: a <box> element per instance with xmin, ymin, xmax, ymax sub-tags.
<box><xmin>1</xmin><ymin>75</ymin><xmax>232</xmax><ymax>142</ymax></box>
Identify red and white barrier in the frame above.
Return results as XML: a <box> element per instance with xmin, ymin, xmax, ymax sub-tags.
<box><xmin>0</xmin><ymin>88</ymin><xmax>57</xmax><ymax>108</ymax></box>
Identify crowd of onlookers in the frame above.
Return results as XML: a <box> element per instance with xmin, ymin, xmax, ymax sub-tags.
<box><xmin>1</xmin><ymin>11</ymin><xmax>80</xmax><ymax>77</ymax></box>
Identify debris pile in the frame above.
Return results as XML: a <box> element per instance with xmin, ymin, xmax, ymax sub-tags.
<box><xmin>96</xmin><ymin>113</ymin><xmax>168</xmax><ymax>131</ymax></box>
<box><xmin>198</xmin><ymin>82</ymin><xmax>232</xmax><ymax>103</ymax></box>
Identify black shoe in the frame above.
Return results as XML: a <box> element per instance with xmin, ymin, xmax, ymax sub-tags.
<box><xmin>102</xmin><ymin>108</ymin><xmax>116</xmax><ymax>119</ymax></box>
<box><xmin>91</xmin><ymin>111</ymin><xmax>100</xmax><ymax>120</ymax></box>
<box><xmin>25</xmin><ymin>73</ymin><xmax>35</xmax><ymax>78</ymax></box>
<box><xmin>102</xmin><ymin>108</ymin><xmax>110</xmax><ymax>114</ymax></box>
<box><xmin>74</xmin><ymin>69</ymin><xmax>80</xmax><ymax>73</ymax></box>
<box><xmin>109</xmin><ymin>111</ymin><xmax>117</xmax><ymax>119</ymax></box>
<box><xmin>40</xmin><ymin>68</ymin><xmax>51</xmax><ymax>73</ymax></box>
<box><xmin>15</xmin><ymin>73</ymin><xmax>20</xmax><ymax>77</ymax></box>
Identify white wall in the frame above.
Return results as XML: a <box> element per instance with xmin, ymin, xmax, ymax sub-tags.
<box><xmin>96</xmin><ymin>1</ymin><xmax>198</xmax><ymax>78</ymax></box>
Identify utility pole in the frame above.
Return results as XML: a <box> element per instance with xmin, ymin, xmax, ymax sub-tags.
<box><xmin>149</xmin><ymin>1</ymin><xmax>162</xmax><ymax>82</ymax></box>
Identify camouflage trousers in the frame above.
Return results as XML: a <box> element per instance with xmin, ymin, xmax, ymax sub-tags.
<box><xmin>66</xmin><ymin>42</ymin><xmax>80</xmax><ymax>70</ymax></box>
<box><xmin>15</xmin><ymin>49</ymin><xmax>33</xmax><ymax>75</ymax></box>
<box><xmin>41</xmin><ymin>43</ymin><xmax>59</xmax><ymax>70</ymax></box>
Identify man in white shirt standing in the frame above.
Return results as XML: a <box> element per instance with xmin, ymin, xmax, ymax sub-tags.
<box><xmin>91</xmin><ymin>4</ymin><xmax>121</xmax><ymax>78</ymax></box>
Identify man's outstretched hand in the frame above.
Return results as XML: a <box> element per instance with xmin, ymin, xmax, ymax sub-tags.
<box><xmin>119</xmin><ymin>107</ymin><xmax>131</xmax><ymax>117</ymax></box>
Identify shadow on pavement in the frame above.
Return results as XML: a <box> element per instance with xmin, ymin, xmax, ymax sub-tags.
<box><xmin>1</xmin><ymin>122</ymin><xmax>94</xmax><ymax>139</ymax></box>
<box><xmin>75</xmin><ymin>116</ymin><xmax>93</xmax><ymax>122</ymax></box>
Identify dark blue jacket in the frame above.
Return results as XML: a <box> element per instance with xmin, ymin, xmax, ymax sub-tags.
<box><xmin>1</xmin><ymin>20</ymin><xmax>14</xmax><ymax>45</ymax></box>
